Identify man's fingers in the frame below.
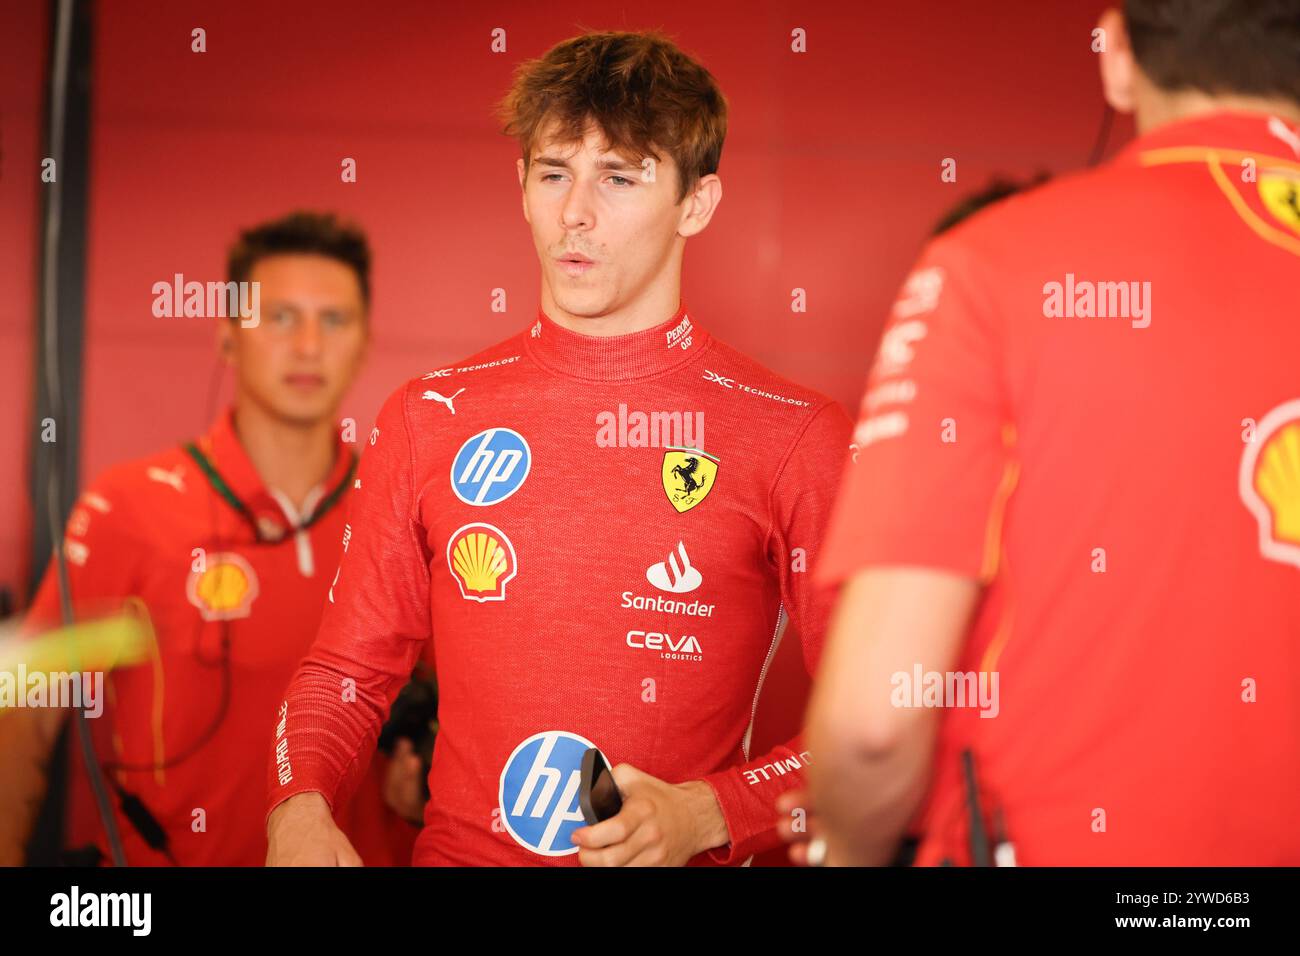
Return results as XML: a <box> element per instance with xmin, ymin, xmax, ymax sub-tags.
<box><xmin>574</xmin><ymin>795</ymin><xmax>661</xmax><ymax>865</ymax></box>
<box><xmin>572</xmin><ymin>793</ymin><xmax>652</xmax><ymax>848</ymax></box>
<box><xmin>579</xmin><ymin>839</ymin><xmax>636</xmax><ymax>867</ymax></box>
<box><xmin>608</xmin><ymin>762</ymin><xmax>641</xmax><ymax>790</ymax></box>
<box><xmin>622</xmin><ymin>843</ymin><xmax>671</xmax><ymax>867</ymax></box>
<box><xmin>578</xmin><ymin>824</ymin><xmax>644</xmax><ymax>867</ymax></box>
<box><xmin>571</xmin><ymin>811</ymin><xmax>631</xmax><ymax>849</ymax></box>
<box><xmin>571</xmin><ymin>814</ymin><xmax>627</xmax><ymax>849</ymax></box>
<box><xmin>580</xmin><ymin>817</ymin><xmax>656</xmax><ymax>867</ymax></box>
<box><xmin>775</xmin><ymin>788</ymin><xmax>815</xmax><ymax>846</ymax></box>
<box><xmin>618</xmin><ymin>816</ymin><xmax>673</xmax><ymax>867</ymax></box>
<box><xmin>776</xmin><ymin>791</ymin><xmax>818</xmax><ymax>864</ymax></box>
<box><xmin>573</xmin><ymin>763</ymin><xmax>643</xmax><ymax>853</ymax></box>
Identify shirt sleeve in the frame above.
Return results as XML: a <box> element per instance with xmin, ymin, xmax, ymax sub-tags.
<box><xmin>23</xmin><ymin>477</ymin><xmax>146</xmax><ymax>632</ymax></box>
<box><xmin>267</xmin><ymin>382</ymin><xmax>434</xmax><ymax>820</ymax></box>
<box><xmin>816</xmin><ymin>237</ymin><xmax>1014</xmax><ymax>587</ymax></box>
<box><xmin>700</xmin><ymin>399</ymin><xmax>855</xmax><ymax>864</ymax></box>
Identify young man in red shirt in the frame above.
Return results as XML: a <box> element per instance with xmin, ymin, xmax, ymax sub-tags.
<box><xmin>18</xmin><ymin>212</ymin><xmax>411</xmax><ymax>865</ymax></box>
<box><xmin>806</xmin><ymin>0</ymin><xmax>1300</xmax><ymax>865</ymax></box>
<box><xmin>266</xmin><ymin>31</ymin><xmax>852</xmax><ymax>867</ymax></box>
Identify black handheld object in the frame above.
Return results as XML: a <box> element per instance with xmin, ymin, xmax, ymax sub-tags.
<box><xmin>961</xmin><ymin>748</ymin><xmax>993</xmax><ymax>867</ymax></box>
<box><xmin>578</xmin><ymin>747</ymin><xmax>623</xmax><ymax>825</ymax></box>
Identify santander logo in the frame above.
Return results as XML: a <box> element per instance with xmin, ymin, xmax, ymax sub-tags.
<box><xmin>646</xmin><ymin>541</ymin><xmax>702</xmax><ymax>593</ymax></box>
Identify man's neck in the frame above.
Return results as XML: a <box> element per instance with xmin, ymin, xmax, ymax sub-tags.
<box><xmin>1136</xmin><ymin>89</ymin><xmax>1300</xmax><ymax>136</ymax></box>
<box><xmin>231</xmin><ymin>397</ymin><xmax>338</xmax><ymax>512</ymax></box>
<box><xmin>540</xmin><ymin>277</ymin><xmax>683</xmax><ymax>337</ymax></box>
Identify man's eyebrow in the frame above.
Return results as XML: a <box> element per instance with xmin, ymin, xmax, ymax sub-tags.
<box><xmin>531</xmin><ymin>154</ymin><xmax>642</xmax><ymax>172</ymax></box>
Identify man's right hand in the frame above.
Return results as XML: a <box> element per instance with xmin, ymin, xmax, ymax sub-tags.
<box><xmin>265</xmin><ymin>792</ymin><xmax>363</xmax><ymax>866</ymax></box>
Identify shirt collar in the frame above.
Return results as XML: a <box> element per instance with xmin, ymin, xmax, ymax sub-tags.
<box><xmin>1116</xmin><ymin>110</ymin><xmax>1300</xmax><ymax>168</ymax></box>
<box><xmin>192</xmin><ymin>407</ymin><xmax>353</xmax><ymax>541</ymax></box>
<box><xmin>523</xmin><ymin>302</ymin><xmax>710</xmax><ymax>382</ymax></box>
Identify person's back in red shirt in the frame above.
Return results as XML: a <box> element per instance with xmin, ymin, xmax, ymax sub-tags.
<box><xmin>818</xmin><ymin>108</ymin><xmax>1300</xmax><ymax>864</ymax></box>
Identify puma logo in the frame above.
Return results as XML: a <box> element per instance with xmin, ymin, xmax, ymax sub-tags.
<box><xmin>1267</xmin><ymin>116</ymin><xmax>1300</xmax><ymax>159</ymax></box>
<box><xmin>146</xmin><ymin>466</ymin><xmax>185</xmax><ymax>492</ymax></box>
<box><xmin>422</xmin><ymin>387</ymin><xmax>465</xmax><ymax>414</ymax></box>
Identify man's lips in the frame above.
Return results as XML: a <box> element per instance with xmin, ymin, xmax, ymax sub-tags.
<box><xmin>556</xmin><ymin>252</ymin><xmax>596</xmax><ymax>276</ymax></box>
<box><xmin>285</xmin><ymin>373</ymin><xmax>326</xmax><ymax>389</ymax></box>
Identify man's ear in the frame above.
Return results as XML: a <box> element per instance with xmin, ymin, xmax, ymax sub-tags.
<box><xmin>1097</xmin><ymin>7</ymin><xmax>1137</xmax><ymax>114</ymax></box>
<box><xmin>677</xmin><ymin>173</ymin><xmax>723</xmax><ymax>239</ymax></box>
<box><xmin>516</xmin><ymin>157</ymin><xmax>531</xmax><ymax>224</ymax></box>
<box><xmin>217</xmin><ymin>320</ymin><xmax>236</xmax><ymax>364</ymax></box>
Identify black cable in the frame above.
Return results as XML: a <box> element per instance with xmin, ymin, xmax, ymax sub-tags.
<box><xmin>100</xmin><ymin>627</ymin><xmax>230</xmax><ymax>773</ymax></box>
<box><xmin>105</xmin><ymin>776</ymin><xmax>177</xmax><ymax>866</ymax></box>
<box><xmin>40</xmin><ymin>0</ymin><xmax>126</xmax><ymax>869</ymax></box>
<box><xmin>1086</xmin><ymin>102</ymin><xmax>1117</xmax><ymax>167</ymax></box>
<box><xmin>961</xmin><ymin>749</ymin><xmax>993</xmax><ymax>867</ymax></box>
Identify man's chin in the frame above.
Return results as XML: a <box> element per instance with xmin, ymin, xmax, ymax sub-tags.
<box><xmin>266</xmin><ymin>391</ymin><xmax>339</xmax><ymax>429</ymax></box>
<box><xmin>550</xmin><ymin>288</ymin><xmax>619</xmax><ymax>320</ymax></box>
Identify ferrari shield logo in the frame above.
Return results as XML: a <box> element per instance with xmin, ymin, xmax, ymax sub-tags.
<box><xmin>662</xmin><ymin>448</ymin><xmax>719</xmax><ymax>513</ymax></box>
<box><xmin>1258</xmin><ymin>172</ymin><xmax>1300</xmax><ymax>235</ymax></box>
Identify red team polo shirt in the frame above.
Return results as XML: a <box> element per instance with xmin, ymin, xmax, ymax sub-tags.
<box><xmin>818</xmin><ymin>112</ymin><xmax>1300</xmax><ymax>865</ymax></box>
<box><xmin>268</xmin><ymin>305</ymin><xmax>853</xmax><ymax>865</ymax></box>
<box><xmin>26</xmin><ymin>410</ymin><xmax>409</xmax><ymax>866</ymax></box>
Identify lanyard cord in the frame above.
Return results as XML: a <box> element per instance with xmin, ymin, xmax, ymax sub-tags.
<box><xmin>180</xmin><ymin>442</ymin><xmax>356</xmax><ymax>537</ymax></box>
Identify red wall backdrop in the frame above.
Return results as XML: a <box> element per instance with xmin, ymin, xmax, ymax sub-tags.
<box><xmin>6</xmin><ymin>0</ymin><xmax>1129</xmax><ymax>861</ymax></box>
<box><xmin>1</xmin><ymin>2</ymin><xmax>48</xmax><ymax>609</ymax></box>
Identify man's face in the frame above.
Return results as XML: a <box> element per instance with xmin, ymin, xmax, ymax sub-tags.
<box><xmin>219</xmin><ymin>253</ymin><xmax>368</xmax><ymax>426</ymax></box>
<box><xmin>517</xmin><ymin>121</ymin><xmax>691</xmax><ymax>319</ymax></box>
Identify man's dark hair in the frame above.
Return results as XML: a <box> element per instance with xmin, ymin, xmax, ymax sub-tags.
<box><xmin>1125</xmin><ymin>0</ymin><xmax>1300</xmax><ymax>103</ymax></box>
<box><xmin>226</xmin><ymin>210</ymin><xmax>372</xmax><ymax>308</ymax></box>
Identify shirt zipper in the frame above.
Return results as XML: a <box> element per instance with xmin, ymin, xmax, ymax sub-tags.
<box><xmin>268</xmin><ymin>486</ymin><xmax>327</xmax><ymax>577</ymax></box>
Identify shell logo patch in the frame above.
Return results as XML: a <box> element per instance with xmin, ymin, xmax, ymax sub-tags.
<box><xmin>1240</xmin><ymin>399</ymin><xmax>1300</xmax><ymax>570</ymax></box>
<box><xmin>1258</xmin><ymin>173</ymin><xmax>1300</xmax><ymax>236</ymax></box>
<box><xmin>661</xmin><ymin>448</ymin><xmax>719</xmax><ymax>513</ymax></box>
<box><xmin>186</xmin><ymin>552</ymin><xmax>259</xmax><ymax>620</ymax></box>
<box><xmin>447</xmin><ymin>522</ymin><xmax>517</xmax><ymax>602</ymax></box>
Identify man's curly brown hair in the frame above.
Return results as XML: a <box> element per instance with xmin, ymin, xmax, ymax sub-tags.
<box><xmin>498</xmin><ymin>30</ymin><xmax>728</xmax><ymax>204</ymax></box>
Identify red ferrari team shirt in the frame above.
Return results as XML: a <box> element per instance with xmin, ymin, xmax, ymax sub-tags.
<box><xmin>268</xmin><ymin>304</ymin><xmax>853</xmax><ymax>865</ymax></box>
<box><xmin>26</xmin><ymin>409</ymin><xmax>409</xmax><ymax>866</ymax></box>
<box><xmin>818</xmin><ymin>111</ymin><xmax>1300</xmax><ymax>865</ymax></box>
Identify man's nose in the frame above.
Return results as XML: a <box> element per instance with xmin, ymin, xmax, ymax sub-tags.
<box><xmin>560</xmin><ymin>174</ymin><xmax>596</xmax><ymax>230</ymax></box>
<box><xmin>293</xmin><ymin>316</ymin><xmax>324</xmax><ymax>356</ymax></box>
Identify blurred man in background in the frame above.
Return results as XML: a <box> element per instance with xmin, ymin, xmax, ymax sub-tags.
<box><xmin>807</xmin><ymin>0</ymin><xmax>1300</xmax><ymax>865</ymax></box>
<box><xmin>8</xmin><ymin>211</ymin><xmax>416</xmax><ymax>865</ymax></box>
